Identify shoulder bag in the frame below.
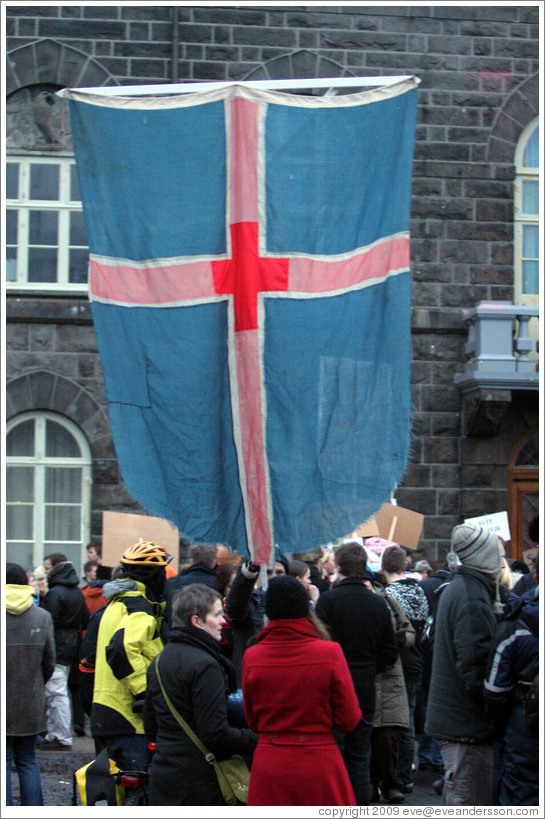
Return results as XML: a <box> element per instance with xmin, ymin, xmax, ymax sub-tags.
<box><xmin>155</xmin><ymin>660</ymin><xmax>250</xmax><ymax>805</ymax></box>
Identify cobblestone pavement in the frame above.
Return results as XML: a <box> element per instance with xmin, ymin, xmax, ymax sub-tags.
<box><xmin>10</xmin><ymin>734</ymin><xmax>442</xmax><ymax>807</ymax></box>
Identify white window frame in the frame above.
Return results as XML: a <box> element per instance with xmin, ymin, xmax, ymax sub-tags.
<box><xmin>6</xmin><ymin>155</ymin><xmax>89</xmax><ymax>294</ymax></box>
<box><xmin>513</xmin><ymin>117</ymin><xmax>540</xmax><ymax>307</ymax></box>
<box><xmin>6</xmin><ymin>411</ymin><xmax>92</xmax><ymax>572</ymax></box>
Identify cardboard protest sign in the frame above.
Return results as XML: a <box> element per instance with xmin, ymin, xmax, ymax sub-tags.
<box><xmin>102</xmin><ymin>511</ymin><xmax>179</xmax><ymax>573</ymax></box>
<box><xmin>348</xmin><ymin>502</ymin><xmax>424</xmax><ymax>551</ymax></box>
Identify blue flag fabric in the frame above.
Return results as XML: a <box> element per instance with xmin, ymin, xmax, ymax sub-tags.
<box><xmin>67</xmin><ymin>80</ymin><xmax>418</xmax><ymax>562</ymax></box>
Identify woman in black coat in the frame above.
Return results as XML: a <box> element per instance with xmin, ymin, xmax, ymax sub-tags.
<box><xmin>144</xmin><ymin>584</ymin><xmax>257</xmax><ymax>805</ymax></box>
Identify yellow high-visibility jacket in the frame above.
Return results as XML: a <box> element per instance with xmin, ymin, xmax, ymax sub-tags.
<box><xmin>91</xmin><ymin>580</ymin><xmax>164</xmax><ymax>737</ymax></box>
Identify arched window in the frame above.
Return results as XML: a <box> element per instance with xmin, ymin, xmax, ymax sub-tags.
<box><xmin>6</xmin><ymin>412</ymin><xmax>92</xmax><ymax>577</ymax></box>
<box><xmin>514</xmin><ymin>118</ymin><xmax>539</xmax><ymax>305</ymax></box>
<box><xmin>508</xmin><ymin>428</ymin><xmax>539</xmax><ymax>560</ymax></box>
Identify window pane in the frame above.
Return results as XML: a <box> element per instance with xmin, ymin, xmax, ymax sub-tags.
<box><xmin>522</xmin><ymin>180</ymin><xmax>539</xmax><ymax>215</ymax></box>
<box><xmin>30</xmin><ymin>164</ymin><xmax>59</xmax><ymax>200</ymax></box>
<box><xmin>6</xmin><ymin>163</ymin><xmax>19</xmax><ymax>199</ymax></box>
<box><xmin>522</xmin><ymin>224</ymin><xmax>539</xmax><ymax>259</ymax></box>
<box><xmin>6</xmin><ymin>210</ymin><xmax>18</xmax><ymax>244</ymax></box>
<box><xmin>7</xmin><ymin>505</ymin><xmax>34</xmax><ymax>540</ymax></box>
<box><xmin>515</xmin><ymin>434</ymin><xmax>539</xmax><ymax>467</ymax></box>
<box><xmin>44</xmin><ymin>543</ymin><xmax>82</xmax><ymax>577</ymax></box>
<box><xmin>7</xmin><ymin>420</ymin><xmax>35</xmax><ymax>456</ymax></box>
<box><xmin>28</xmin><ymin>248</ymin><xmax>57</xmax><ymax>282</ymax></box>
<box><xmin>6</xmin><ymin>466</ymin><xmax>34</xmax><ymax>502</ymax></box>
<box><xmin>6</xmin><ymin>248</ymin><xmax>17</xmax><ymax>282</ymax></box>
<box><xmin>522</xmin><ymin>260</ymin><xmax>539</xmax><ymax>295</ymax></box>
<box><xmin>523</xmin><ymin>127</ymin><xmax>539</xmax><ymax>168</ymax></box>
<box><xmin>45</xmin><ymin>467</ymin><xmax>82</xmax><ymax>503</ymax></box>
<box><xmin>6</xmin><ymin>543</ymin><xmax>35</xmax><ymax>569</ymax></box>
<box><xmin>70</xmin><ymin>211</ymin><xmax>87</xmax><ymax>246</ymax></box>
<box><xmin>70</xmin><ymin>166</ymin><xmax>81</xmax><ymax>201</ymax></box>
<box><xmin>45</xmin><ymin>505</ymin><xmax>82</xmax><ymax>541</ymax></box>
<box><xmin>46</xmin><ymin>421</ymin><xmax>81</xmax><ymax>457</ymax></box>
<box><xmin>69</xmin><ymin>249</ymin><xmax>89</xmax><ymax>284</ymax></box>
<box><xmin>29</xmin><ymin>211</ymin><xmax>58</xmax><ymax>245</ymax></box>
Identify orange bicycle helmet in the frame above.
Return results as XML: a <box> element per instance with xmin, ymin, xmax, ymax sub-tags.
<box><xmin>121</xmin><ymin>538</ymin><xmax>173</xmax><ymax>567</ymax></box>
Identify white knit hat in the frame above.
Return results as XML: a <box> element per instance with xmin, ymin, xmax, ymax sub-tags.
<box><xmin>450</xmin><ymin>523</ymin><xmax>502</xmax><ymax>575</ymax></box>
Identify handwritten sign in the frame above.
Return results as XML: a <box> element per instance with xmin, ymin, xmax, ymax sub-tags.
<box><xmin>464</xmin><ymin>511</ymin><xmax>511</xmax><ymax>542</ymax></box>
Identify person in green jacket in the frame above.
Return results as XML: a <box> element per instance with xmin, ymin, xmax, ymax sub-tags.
<box><xmin>90</xmin><ymin>539</ymin><xmax>172</xmax><ymax>770</ymax></box>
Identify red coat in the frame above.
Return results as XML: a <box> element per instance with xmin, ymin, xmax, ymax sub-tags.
<box><xmin>242</xmin><ymin>618</ymin><xmax>362</xmax><ymax>806</ymax></box>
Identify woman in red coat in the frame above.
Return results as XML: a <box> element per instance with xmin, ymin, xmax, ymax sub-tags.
<box><xmin>242</xmin><ymin>575</ymin><xmax>362</xmax><ymax>806</ymax></box>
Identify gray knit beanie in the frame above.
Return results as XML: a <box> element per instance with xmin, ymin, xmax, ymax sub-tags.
<box><xmin>450</xmin><ymin>523</ymin><xmax>502</xmax><ymax>575</ymax></box>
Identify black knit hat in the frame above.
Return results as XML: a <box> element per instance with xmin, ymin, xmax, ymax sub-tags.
<box><xmin>265</xmin><ymin>575</ymin><xmax>310</xmax><ymax>620</ymax></box>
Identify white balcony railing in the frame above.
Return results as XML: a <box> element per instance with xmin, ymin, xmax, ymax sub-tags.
<box><xmin>455</xmin><ymin>301</ymin><xmax>539</xmax><ymax>392</ymax></box>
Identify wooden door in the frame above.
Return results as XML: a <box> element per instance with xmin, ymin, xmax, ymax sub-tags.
<box><xmin>508</xmin><ymin>428</ymin><xmax>539</xmax><ymax>560</ymax></box>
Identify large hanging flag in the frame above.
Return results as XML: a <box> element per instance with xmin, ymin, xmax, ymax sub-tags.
<box><xmin>67</xmin><ymin>79</ymin><xmax>418</xmax><ymax>563</ymax></box>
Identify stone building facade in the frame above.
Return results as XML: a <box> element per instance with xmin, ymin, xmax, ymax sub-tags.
<box><xmin>5</xmin><ymin>5</ymin><xmax>540</xmax><ymax>572</ymax></box>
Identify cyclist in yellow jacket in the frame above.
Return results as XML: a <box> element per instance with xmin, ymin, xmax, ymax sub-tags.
<box><xmin>91</xmin><ymin>539</ymin><xmax>172</xmax><ymax>770</ymax></box>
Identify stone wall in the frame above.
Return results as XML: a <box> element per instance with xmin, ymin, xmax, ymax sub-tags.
<box><xmin>6</xmin><ymin>5</ymin><xmax>540</xmax><ymax>559</ymax></box>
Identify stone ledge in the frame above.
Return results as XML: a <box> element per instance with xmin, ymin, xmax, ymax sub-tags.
<box><xmin>6</xmin><ymin>296</ymin><xmax>93</xmax><ymax>324</ymax></box>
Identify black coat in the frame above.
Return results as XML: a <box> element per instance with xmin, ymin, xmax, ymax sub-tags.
<box><xmin>485</xmin><ymin>590</ymin><xmax>539</xmax><ymax>805</ymax></box>
<box><xmin>224</xmin><ymin>564</ymin><xmax>266</xmax><ymax>686</ymax></box>
<box><xmin>162</xmin><ymin>564</ymin><xmax>217</xmax><ymax>639</ymax></box>
<box><xmin>419</xmin><ymin>570</ymin><xmax>453</xmax><ymax>679</ymax></box>
<box><xmin>315</xmin><ymin>577</ymin><xmax>398</xmax><ymax>716</ymax></box>
<box><xmin>41</xmin><ymin>561</ymin><xmax>89</xmax><ymax>664</ymax></box>
<box><xmin>309</xmin><ymin>565</ymin><xmax>330</xmax><ymax>593</ymax></box>
<box><xmin>425</xmin><ymin>566</ymin><xmax>499</xmax><ymax>744</ymax></box>
<box><xmin>144</xmin><ymin>626</ymin><xmax>257</xmax><ymax>805</ymax></box>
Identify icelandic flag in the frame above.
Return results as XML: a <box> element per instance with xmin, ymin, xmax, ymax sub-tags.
<box><xmin>67</xmin><ymin>80</ymin><xmax>418</xmax><ymax>563</ymax></box>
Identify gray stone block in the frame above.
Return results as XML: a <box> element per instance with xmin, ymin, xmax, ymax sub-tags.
<box><xmin>432</xmin><ymin>465</ymin><xmax>461</xmax><ymax>487</ymax></box>
<box><xmin>423</xmin><ymin>437</ymin><xmax>460</xmax><ymax>464</ymax></box>
<box><xmin>39</xmin><ymin>19</ymin><xmax>127</xmax><ymax>39</ymax></box>
<box><xmin>6</xmin><ymin>324</ymin><xmax>29</xmax><ymax>351</ymax></box>
<box><xmin>6</xmin><ymin>374</ymin><xmax>32</xmax><ymax>416</ymax></box>
<box><xmin>29</xmin><ymin>325</ymin><xmax>56</xmax><ymax>351</ymax></box>
<box><xmin>394</xmin><ymin>487</ymin><xmax>437</xmax><ymax>516</ymax></box>
<box><xmin>93</xmin><ymin>459</ymin><xmax>120</xmax><ymax>484</ymax></box>
<box><xmin>424</xmin><ymin>514</ymin><xmax>459</xmax><ymax>538</ymax></box>
<box><xmin>26</xmin><ymin>370</ymin><xmax>57</xmax><ymax>409</ymax></box>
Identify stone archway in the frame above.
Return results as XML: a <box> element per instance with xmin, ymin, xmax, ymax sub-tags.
<box><xmin>6</xmin><ymin>370</ymin><xmax>112</xmax><ymax>453</ymax></box>
<box><xmin>487</xmin><ymin>73</ymin><xmax>539</xmax><ymax>163</ymax></box>
<box><xmin>6</xmin><ymin>38</ymin><xmax>119</xmax><ymax>151</ymax></box>
<box><xmin>242</xmin><ymin>48</ymin><xmax>358</xmax><ymax>91</ymax></box>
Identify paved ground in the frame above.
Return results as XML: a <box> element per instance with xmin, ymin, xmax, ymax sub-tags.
<box><xmin>10</xmin><ymin>728</ymin><xmax>442</xmax><ymax>807</ymax></box>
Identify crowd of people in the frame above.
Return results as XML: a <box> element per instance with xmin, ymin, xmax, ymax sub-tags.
<box><xmin>5</xmin><ymin>516</ymin><xmax>539</xmax><ymax>807</ymax></box>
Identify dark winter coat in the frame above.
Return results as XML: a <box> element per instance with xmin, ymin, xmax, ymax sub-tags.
<box><xmin>163</xmin><ymin>564</ymin><xmax>217</xmax><ymax>639</ymax></box>
<box><xmin>78</xmin><ymin>603</ymin><xmax>107</xmax><ymax>716</ymax></box>
<box><xmin>242</xmin><ymin>618</ymin><xmax>361</xmax><ymax>806</ymax></box>
<box><xmin>315</xmin><ymin>577</ymin><xmax>398</xmax><ymax>716</ymax></box>
<box><xmin>6</xmin><ymin>585</ymin><xmax>56</xmax><ymax>736</ymax></box>
<box><xmin>425</xmin><ymin>566</ymin><xmax>499</xmax><ymax>744</ymax></box>
<box><xmin>41</xmin><ymin>561</ymin><xmax>89</xmax><ymax>664</ymax></box>
<box><xmin>512</xmin><ymin>571</ymin><xmax>537</xmax><ymax>598</ymax></box>
<box><xmin>144</xmin><ymin>626</ymin><xmax>257</xmax><ymax>806</ymax></box>
<box><xmin>419</xmin><ymin>569</ymin><xmax>453</xmax><ymax>678</ymax></box>
<box><xmin>484</xmin><ymin>589</ymin><xmax>539</xmax><ymax>806</ymax></box>
<box><xmin>224</xmin><ymin>563</ymin><xmax>266</xmax><ymax>686</ymax></box>
<box><xmin>309</xmin><ymin>564</ymin><xmax>331</xmax><ymax>593</ymax></box>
